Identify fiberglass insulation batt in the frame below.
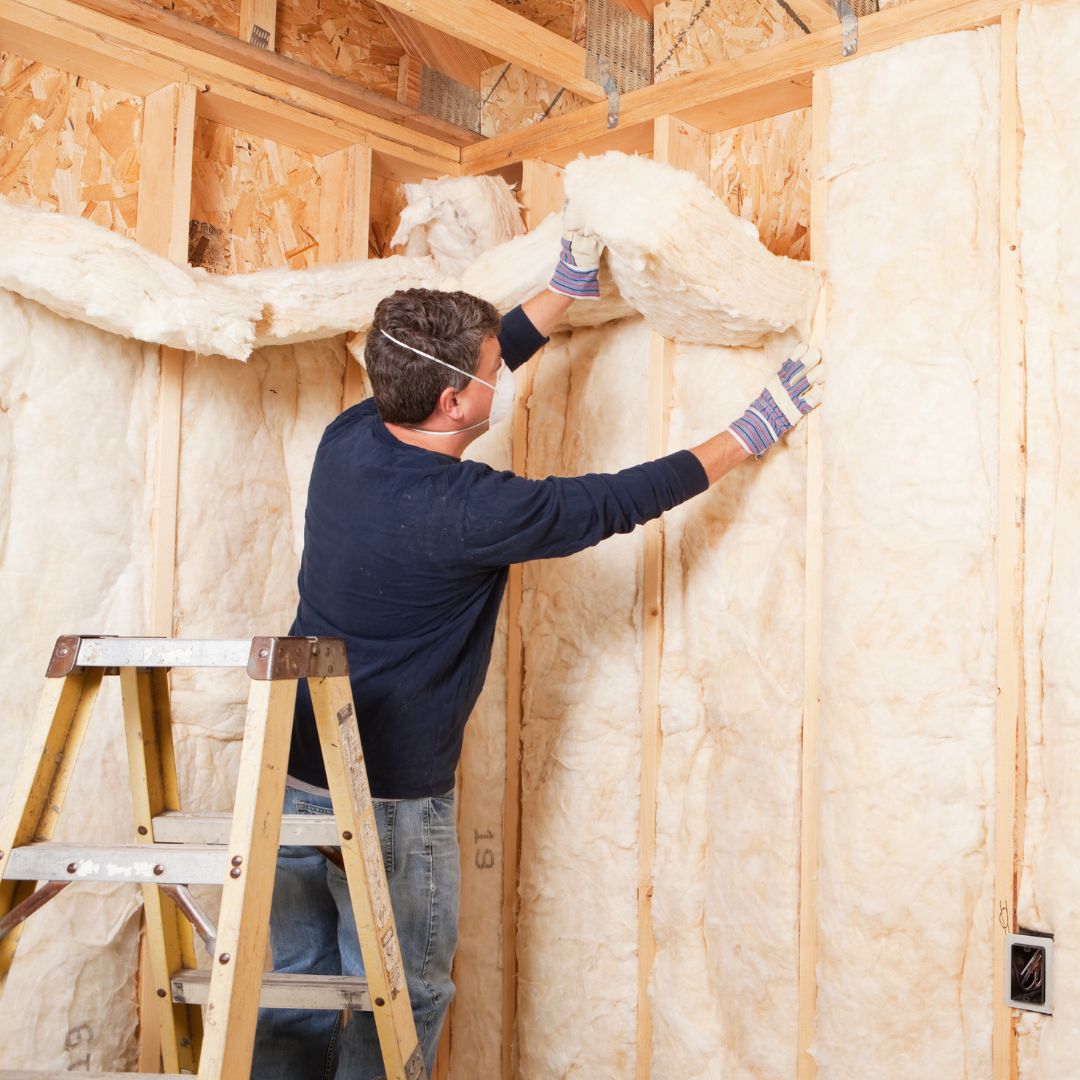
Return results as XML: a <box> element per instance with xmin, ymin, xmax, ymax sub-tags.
<box><xmin>516</xmin><ymin>318</ymin><xmax>650</xmax><ymax>1079</ymax></box>
<box><xmin>652</xmin><ymin>334</ymin><xmax>805</xmax><ymax>1080</ymax></box>
<box><xmin>815</xmin><ymin>29</ymin><xmax>1000</xmax><ymax>1077</ymax></box>
<box><xmin>0</xmin><ymin>293</ymin><xmax>158</xmax><ymax>1070</ymax></box>
<box><xmin>1016</xmin><ymin>1</ymin><xmax>1080</xmax><ymax>1073</ymax></box>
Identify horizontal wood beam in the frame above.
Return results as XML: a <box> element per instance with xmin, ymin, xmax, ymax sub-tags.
<box><xmin>376</xmin><ymin>3</ymin><xmax>497</xmax><ymax>89</ymax></box>
<box><xmin>373</xmin><ymin>0</ymin><xmax>605</xmax><ymax>102</ymax></box>
<box><xmin>0</xmin><ymin>0</ymin><xmax>470</xmax><ymax>180</ymax></box>
<box><xmin>783</xmin><ymin>0</ymin><xmax>840</xmax><ymax>34</ymax></box>
<box><xmin>461</xmin><ymin>0</ymin><xmax>1020</xmax><ymax>173</ymax></box>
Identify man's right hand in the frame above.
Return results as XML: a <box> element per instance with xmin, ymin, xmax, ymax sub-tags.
<box><xmin>728</xmin><ymin>344</ymin><xmax>824</xmax><ymax>457</ymax></box>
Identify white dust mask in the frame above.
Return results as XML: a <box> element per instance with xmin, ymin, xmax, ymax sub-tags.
<box><xmin>379</xmin><ymin>329</ymin><xmax>516</xmax><ymax>436</ymax></box>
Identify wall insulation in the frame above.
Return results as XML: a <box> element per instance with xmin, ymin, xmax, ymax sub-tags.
<box><xmin>815</xmin><ymin>28</ymin><xmax>1000</xmax><ymax>1077</ymax></box>
<box><xmin>1016</xmin><ymin>0</ymin><xmax>1080</xmax><ymax>1072</ymax></box>
<box><xmin>652</xmin><ymin>334</ymin><xmax>805</xmax><ymax>1080</ymax></box>
<box><xmin>516</xmin><ymin>318</ymin><xmax>650</xmax><ymax>1079</ymax></box>
<box><xmin>0</xmin><ymin>292</ymin><xmax>158</xmax><ymax>1070</ymax></box>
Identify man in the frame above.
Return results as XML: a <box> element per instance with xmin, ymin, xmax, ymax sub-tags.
<box><xmin>251</xmin><ymin>230</ymin><xmax>822</xmax><ymax>1079</ymax></box>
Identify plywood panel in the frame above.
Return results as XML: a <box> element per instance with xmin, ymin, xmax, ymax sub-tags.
<box><xmin>0</xmin><ymin>52</ymin><xmax>141</xmax><ymax>235</ymax></box>
<box><xmin>189</xmin><ymin>118</ymin><xmax>322</xmax><ymax>273</ymax></box>
<box><xmin>710</xmin><ymin>109</ymin><xmax>811</xmax><ymax>260</ymax></box>
<box><xmin>653</xmin><ymin>0</ymin><xmax>803</xmax><ymax>81</ymax></box>
<box><xmin>480</xmin><ymin>63</ymin><xmax>586</xmax><ymax>137</ymax></box>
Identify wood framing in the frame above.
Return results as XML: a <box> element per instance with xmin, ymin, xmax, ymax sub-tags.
<box><xmin>798</xmin><ymin>69</ymin><xmax>830</xmax><ymax>1080</ymax></box>
<box><xmin>0</xmin><ymin>0</ymin><xmax>466</xmax><ymax>178</ymax></box>
<box><xmin>372</xmin><ymin>0</ymin><xmax>604</xmax><ymax>102</ymax></box>
<box><xmin>461</xmin><ymin>0</ymin><xmax>1025</xmax><ymax>173</ymax></box>
<box><xmin>784</xmin><ymin>0</ymin><xmax>841</xmax><ymax>34</ymax></box>
<box><xmin>993</xmin><ymin>8</ymin><xmax>1026</xmax><ymax>1079</ymax></box>
<box><xmin>138</xmin><ymin>81</ymin><xmax>195</xmax><ymax>639</ymax></box>
<box><xmin>239</xmin><ymin>0</ymin><xmax>277</xmax><ymax>51</ymax></box>
<box><xmin>635</xmin><ymin>114</ymin><xmax>710</xmax><ymax>1080</ymax></box>
<box><xmin>503</xmin><ymin>159</ymin><xmax>565</xmax><ymax>1080</ymax></box>
<box><xmin>376</xmin><ymin>3</ymin><xmax>497</xmax><ymax>89</ymax></box>
<box><xmin>136</xmin><ymin>79</ymin><xmax>197</xmax><ymax>1071</ymax></box>
<box><xmin>317</xmin><ymin>145</ymin><xmax>374</xmax><ymax>410</ymax></box>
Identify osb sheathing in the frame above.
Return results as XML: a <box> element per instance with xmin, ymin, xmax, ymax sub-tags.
<box><xmin>0</xmin><ymin>54</ymin><xmax>141</xmax><ymax>236</ymax></box>
<box><xmin>711</xmin><ymin>110</ymin><xmax>811</xmax><ymax>260</ymax></box>
<box><xmin>189</xmin><ymin>119</ymin><xmax>322</xmax><ymax>273</ymax></box>
<box><xmin>654</xmin><ymin>0</ymin><xmax>803</xmax><ymax>80</ymax></box>
<box><xmin>146</xmin><ymin>0</ymin><xmax>405</xmax><ymax>98</ymax></box>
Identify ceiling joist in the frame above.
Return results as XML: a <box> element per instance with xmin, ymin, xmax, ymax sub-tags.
<box><xmin>372</xmin><ymin>0</ymin><xmax>606</xmax><ymax>101</ymax></box>
<box><xmin>375</xmin><ymin>3</ymin><xmax>497</xmax><ymax>89</ymax></box>
<box><xmin>461</xmin><ymin>0</ymin><xmax>1023</xmax><ymax>173</ymax></box>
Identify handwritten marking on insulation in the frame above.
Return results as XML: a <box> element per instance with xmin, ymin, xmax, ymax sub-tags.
<box><xmin>474</xmin><ymin>828</ymin><xmax>497</xmax><ymax>870</ymax></box>
<box><xmin>66</xmin><ymin>1022</ymin><xmax>94</xmax><ymax>1071</ymax></box>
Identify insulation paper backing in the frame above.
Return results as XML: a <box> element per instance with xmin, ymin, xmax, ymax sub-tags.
<box><xmin>815</xmin><ymin>29</ymin><xmax>1000</xmax><ymax>1077</ymax></box>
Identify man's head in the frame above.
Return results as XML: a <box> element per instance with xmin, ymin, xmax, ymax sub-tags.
<box><xmin>367</xmin><ymin>289</ymin><xmax>501</xmax><ymax>425</ymax></box>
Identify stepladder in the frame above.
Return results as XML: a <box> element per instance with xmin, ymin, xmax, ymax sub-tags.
<box><xmin>0</xmin><ymin>635</ymin><xmax>427</xmax><ymax>1080</ymax></box>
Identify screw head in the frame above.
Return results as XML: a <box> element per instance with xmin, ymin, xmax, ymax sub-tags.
<box><xmin>57</xmin><ymin>646</ymin><xmax>69</xmax><ymax>656</ymax></box>
<box><xmin>218</xmin><ymin>953</ymin><xmax>231</xmax><ymax>965</ymax></box>
<box><xmin>67</xmin><ymin>862</ymin><xmax>78</xmax><ymax>874</ymax></box>
<box><xmin>157</xmin><ymin>989</ymin><xmax>167</xmax><ymax>999</ymax></box>
<box><xmin>137</xmin><ymin>826</ymin><xmax>148</xmax><ymax>836</ymax></box>
<box><xmin>258</xmin><ymin>647</ymin><xmax>269</xmax><ymax>659</ymax></box>
<box><xmin>231</xmin><ymin>855</ymin><xmax>243</xmax><ymax>867</ymax></box>
<box><xmin>153</xmin><ymin>864</ymin><xmax>165</xmax><ymax>876</ymax></box>
<box><xmin>374</xmin><ymin>997</ymin><xmax>385</xmax><ymax>1007</ymax></box>
<box><xmin>230</xmin><ymin>867</ymin><xmax>242</xmax><ymax>879</ymax></box>
<box><xmin>342</xmin><ymin>831</ymin><xmax>353</xmax><ymax>841</ymax></box>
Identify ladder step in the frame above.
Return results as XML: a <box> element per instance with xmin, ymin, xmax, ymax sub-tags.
<box><xmin>153</xmin><ymin>811</ymin><xmax>340</xmax><ymax>846</ymax></box>
<box><xmin>171</xmin><ymin>968</ymin><xmax>371</xmax><ymax>1011</ymax></box>
<box><xmin>3</xmin><ymin>843</ymin><xmax>227</xmax><ymax>885</ymax></box>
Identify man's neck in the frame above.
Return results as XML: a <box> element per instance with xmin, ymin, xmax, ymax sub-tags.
<box><xmin>383</xmin><ymin>421</ymin><xmax>476</xmax><ymax>460</ymax></box>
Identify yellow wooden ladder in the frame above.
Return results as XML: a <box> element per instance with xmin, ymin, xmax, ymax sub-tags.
<box><xmin>0</xmin><ymin>635</ymin><xmax>426</xmax><ymax>1080</ymax></box>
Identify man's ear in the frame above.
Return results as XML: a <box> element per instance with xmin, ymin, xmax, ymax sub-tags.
<box><xmin>436</xmin><ymin>384</ymin><xmax>465</xmax><ymax>420</ymax></box>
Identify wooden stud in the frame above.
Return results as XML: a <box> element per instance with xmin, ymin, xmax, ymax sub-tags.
<box><xmin>502</xmin><ymin>158</ymin><xmax>565</xmax><ymax>1080</ymax></box>
<box><xmin>239</xmin><ymin>0</ymin><xmax>276</xmax><ymax>52</ymax></box>
<box><xmin>197</xmin><ymin>678</ymin><xmax>299</xmax><ymax>1080</ymax></box>
<box><xmin>635</xmin><ymin>115</ymin><xmax>710</xmax><ymax>1080</ymax></box>
<box><xmin>797</xmin><ymin>69</ymin><xmax>830</xmax><ymax>1080</ymax></box>
<box><xmin>993</xmin><ymin>9</ymin><xmax>1025</xmax><ymax>1080</ymax></box>
<box><xmin>460</xmin><ymin>0</ymin><xmax>1024</xmax><ymax>174</ymax></box>
<box><xmin>372</xmin><ymin>0</ymin><xmax>605</xmax><ymax>102</ymax></box>
<box><xmin>137</xmin><ymin>82</ymin><xmax>195</xmax><ymax>637</ymax></box>
<box><xmin>317</xmin><ymin>144</ymin><xmax>373</xmax><ymax>410</ymax></box>
<box><xmin>135</xmin><ymin>79</ymin><xmax>195</xmax><ymax>1071</ymax></box>
<box><xmin>397</xmin><ymin>53</ymin><xmax>423</xmax><ymax>109</ymax></box>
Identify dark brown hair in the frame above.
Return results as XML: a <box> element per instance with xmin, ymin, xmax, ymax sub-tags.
<box><xmin>366</xmin><ymin>289</ymin><xmax>501</xmax><ymax>424</ymax></box>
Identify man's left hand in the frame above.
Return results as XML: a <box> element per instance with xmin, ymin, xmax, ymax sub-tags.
<box><xmin>548</xmin><ymin>228</ymin><xmax>604</xmax><ymax>300</ymax></box>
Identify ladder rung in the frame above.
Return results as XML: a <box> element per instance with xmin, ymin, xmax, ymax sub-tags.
<box><xmin>171</xmin><ymin>968</ymin><xmax>371</xmax><ymax>1011</ymax></box>
<box><xmin>153</xmin><ymin>811</ymin><xmax>340</xmax><ymax>846</ymax></box>
<box><xmin>3</xmin><ymin>843</ymin><xmax>228</xmax><ymax>885</ymax></box>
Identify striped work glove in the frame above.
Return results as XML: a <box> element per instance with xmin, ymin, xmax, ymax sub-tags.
<box><xmin>548</xmin><ymin>229</ymin><xmax>604</xmax><ymax>300</ymax></box>
<box><xmin>728</xmin><ymin>344</ymin><xmax>824</xmax><ymax>457</ymax></box>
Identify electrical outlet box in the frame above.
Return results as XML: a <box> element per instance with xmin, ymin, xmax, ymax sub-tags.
<box><xmin>1006</xmin><ymin>931</ymin><xmax>1053</xmax><ymax>1015</ymax></box>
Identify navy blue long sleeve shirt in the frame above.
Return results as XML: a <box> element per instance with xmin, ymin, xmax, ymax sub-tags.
<box><xmin>288</xmin><ymin>306</ymin><xmax>709</xmax><ymax>797</ymax></box>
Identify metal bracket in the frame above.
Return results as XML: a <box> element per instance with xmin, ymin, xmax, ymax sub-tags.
<box><xmin>832</xmin><ymin>0</ymin><xmax>858</xmax><ymax>55</ymax></box>
<box><xmin>595</xmin><ymin>57</ymin><xmax>621</xmax><ymax>130</ymax></box>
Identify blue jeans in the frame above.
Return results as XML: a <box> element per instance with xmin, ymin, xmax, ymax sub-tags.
<box><xmin>250</xmin><ymin>785</ymin><xmax>460</xmax><ymax>1080</ymax></box>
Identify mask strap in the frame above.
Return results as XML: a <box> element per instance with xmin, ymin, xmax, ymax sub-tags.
<box><xmin>379</xmin><ymin>328</ymin><xmax>496</xmax><ymax>391</ymax></box>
